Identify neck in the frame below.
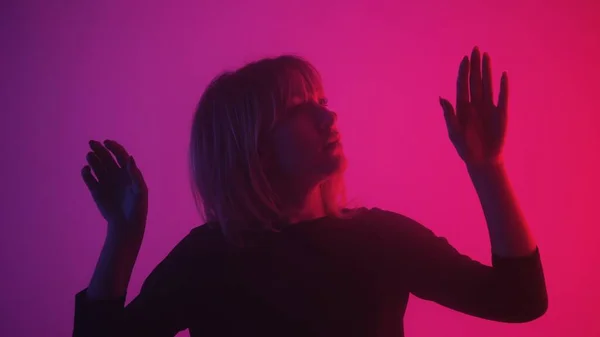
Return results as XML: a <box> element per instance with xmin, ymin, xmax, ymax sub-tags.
<box><xmin>286</xmin><ymin>186</ymin><xmax>326</xmax><ymax>224</ymax></box>
<box><xmin>274</xmin><ymin>177</ymin><xmax>326</xmax><ymax>224</ymax></box>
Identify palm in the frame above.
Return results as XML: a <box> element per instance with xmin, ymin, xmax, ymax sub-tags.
<box><xmin>440</xmin><ymin>47</ymin><xmax>508</xmax><ymax>166</ymax></box>
<box><xmin>94</xmin><ymin>168</ymin><xmax>141</xmax><ymax>224</ymax></box>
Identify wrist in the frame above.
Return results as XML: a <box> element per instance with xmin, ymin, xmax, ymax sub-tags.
<box><xmin>466</xmin><ymin>158</ymin><xmax>506</xmax><ymax>176</ymax></box>
<box><xmin>466</xmin><ymin>160</ymin><xmax>511</xmax><ymax>199</ymax></box>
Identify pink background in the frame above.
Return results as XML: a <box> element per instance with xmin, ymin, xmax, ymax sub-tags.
<box><xmin>2</xmin><ymin>0</ymin><xmax>599</xmax><ymax>336</ymax></box>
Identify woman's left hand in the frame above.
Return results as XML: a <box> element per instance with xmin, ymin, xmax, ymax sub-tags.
<box><xmin>439</xmin><ymin>46</ymin><xmax>508</xmax><ymax>167</ymax></box>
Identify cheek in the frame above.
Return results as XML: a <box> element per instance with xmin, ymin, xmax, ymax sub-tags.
<box><xmin>278</xmin><ymin>137</ymin><xmax>316</xmax><ymax>164</ymax></box>
<box><xmin>275</xmin><ymin>129</ymin><xmax>321</xmax><ymax>172</ymax></box>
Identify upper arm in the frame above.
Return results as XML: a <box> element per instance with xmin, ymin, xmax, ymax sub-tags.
<box><xmin>124</xmin><ymin>255</ymin><xmax>197</xmax><ymax>335</ymax></box>
<box><xmin>73</xmin><ymin>269</ymin><xmax>190</xmax><ymax>337</ymax></box>
<box><xmin>369</xmin><ymin>208</ymin><xmax>547</xmax><ymax>322</ymax></box>
<box><xmin>73</xmin><ymin>229</ymin><xmax>213</xmax><ymax>337</ymax></box>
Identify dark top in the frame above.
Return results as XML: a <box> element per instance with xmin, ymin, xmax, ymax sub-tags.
<box><xmin>72</xmin><ymin>207</ymin><xmax>548</xmax><ymax>337</ymax></box>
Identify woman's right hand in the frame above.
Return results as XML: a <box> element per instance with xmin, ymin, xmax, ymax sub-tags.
<box><xmin>81</xmin><ymin>140</ymin><xmax>148</xmax><ymax>244</ymax></box>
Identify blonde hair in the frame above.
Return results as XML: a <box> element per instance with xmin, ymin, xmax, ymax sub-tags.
<box><xmin>189</xmin><ymin>55</ymin><xmax>354</xmax><ymax>247</ymax></box>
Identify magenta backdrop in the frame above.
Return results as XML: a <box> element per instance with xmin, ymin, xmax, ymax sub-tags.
<box><xmin>2</xmin><ymin>0</ymin><xmax>599</xmax><ymax>336</ymax></box>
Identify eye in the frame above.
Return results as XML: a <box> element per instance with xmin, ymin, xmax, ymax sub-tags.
<box><xmin>318</xmin><ymin>97</ymin><xmax>329</xmax><ymax>107</ymax></box>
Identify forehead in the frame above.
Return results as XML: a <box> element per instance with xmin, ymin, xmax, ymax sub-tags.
<box><xmin>281</xmin><ymin>68</ymin><xmax>324</xmax><ymax>105</ymax></box>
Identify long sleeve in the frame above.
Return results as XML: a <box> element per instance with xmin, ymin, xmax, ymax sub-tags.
<box><xmin>72</xmin><ymin>230</ymin><xmax>208</xmax><ymax>337</ymax></box>
<box><xmin>369</xmin><ymin>208</ymin><xmax>548</xmax><ymax>323</ymax></box>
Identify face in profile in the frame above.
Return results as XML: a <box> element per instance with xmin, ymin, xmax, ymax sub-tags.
<box><xmin>266</xmin><ymin>96</ymin><xmax>347</xmax><ymax>185</ymax></box>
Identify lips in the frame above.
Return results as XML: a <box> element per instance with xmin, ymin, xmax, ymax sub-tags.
<box><xmin>323</xmin><ymin>133</ymin><xmax>341</xmax><ymax>152</ymax></box>
<box><xmin>325</xmin><ymin>132</ymin><xmax>341</xmax><ymax>146</ymax></box>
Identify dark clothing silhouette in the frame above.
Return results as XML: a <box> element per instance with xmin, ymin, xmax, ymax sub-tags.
<box><xmin>73</xmin><ymin>207</ymin><xmax>547</xmax><ymax>337</ymax></box>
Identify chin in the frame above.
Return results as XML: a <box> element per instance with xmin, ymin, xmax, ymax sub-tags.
<box><xmin>336</xmin><ymin>153</ymin><xmax>348</xmax><ymax>172</ymax></box>
<box><xmin>324</xmin><ymin>150</ymin><xmax>347</xmax><ymax>175</ymax></box>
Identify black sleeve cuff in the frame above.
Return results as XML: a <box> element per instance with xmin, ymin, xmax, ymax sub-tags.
<box><xmin>491</xmin><ymin>246</ymin><xmax>542</xmax><ymax>268</ymax></box>
<box><xmin>73</xmin><ymin>288</ymin><xmax>127</xmax><ymax>336</ymax></box>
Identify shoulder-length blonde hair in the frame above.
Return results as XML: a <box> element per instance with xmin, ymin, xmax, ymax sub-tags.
<box><xmin>189</xmin><ymin>55</ymin><xmax>353</xmax><ymax>247</ymax></box>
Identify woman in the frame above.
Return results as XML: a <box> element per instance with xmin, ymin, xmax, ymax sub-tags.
<box><xmin>73</xmin><ymin>46</ymin><xmax>548</xmax><ymax>337</ymax></box>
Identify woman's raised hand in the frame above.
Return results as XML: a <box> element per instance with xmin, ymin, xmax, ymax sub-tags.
<box><xmin>82</xmin><ymin>140</ymin><xmax>148</xmax><ymax>244</ymax></box>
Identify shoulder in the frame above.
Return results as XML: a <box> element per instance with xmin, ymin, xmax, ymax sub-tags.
<box><xmin>347</xmin><ymin>206</ymin><xmax>416</xmax><ymax>227</ymax></box>
<box><xmin>144</xmin><ymin>223</ymin><xmax>226</xmax><ymax>286</ymax></box>
<box><xmin>188</xmin><ymin>221</ymin><xmax>224</xmax><ymax>241</ymax></box>
<box><xmin>352</xmin><ymin>207</ymin><xmax>441</xmax><ymax>245</ymax></box>
<box><xmin>177</xmin><ymin>222</ymin><xmax>228</xmax><ymax>257</ymax></box>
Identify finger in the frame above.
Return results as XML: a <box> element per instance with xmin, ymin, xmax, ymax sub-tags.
<box><xmin>86</xmin><ymin>151</ymin><xmax>106</xmax><ymax>181</ymax></box>
<box><xmin>440</xmin><ymin>97</ymin><xmax>461</xmax><ymax>142</ymax></box>
<box><xmin>497</xmin><ymin>71</ymin><xmax>509</xmax><ymax>114</ymax></box>
<box><xmin>104</xmin><ymin>140</ymin><xmax>130</xmax><ymax>168</ymax></box>
<box><xmin>89</xmin><ymin>140</ymin><xmax>120</xmax><ymax>172</ymax></box>
<box><xmin>456</xmin><ymin>56</ymin><xmax>470</xmax><ymax>107</ymax></box>
<box><xmin>126</xmin><ymin>156</ymin><xmax>147</xmax><ymax>194</ymax></box>
<box><xmin>81</xmin><ymin>166</ymin><xmax>99</xmax><ymax>191</ymax></box>
<box><xmin>470</xmin><ymin>46</ymin><xmax>483</xmax><ymax>106</ymax></box>
<box><xmin>482</xmin><ymin>52</ymin><xmax>494</xmax><ymax>107</ymax></box>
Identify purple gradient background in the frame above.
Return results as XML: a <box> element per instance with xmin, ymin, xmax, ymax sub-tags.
<box><xmin>2</xmin><ymin>0</ymin><xmax>599</xmax><ymax>336</ymax></box>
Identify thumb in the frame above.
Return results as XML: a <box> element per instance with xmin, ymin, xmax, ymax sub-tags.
<box><xmin>439</xmin><ymin>97</ymin><xmax>461</xmax><ymax>142</ymax></box>
<box><xmin>127</xmin><ymin>156</ymin><xmax>146</xmax><ymax>194</ymax></box>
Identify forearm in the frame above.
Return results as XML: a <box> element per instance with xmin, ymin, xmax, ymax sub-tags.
<box><xmin>467</xmin><ymin>161</ymin><xmax>537</xmax><ymax>257</ymax></box>
<box><xmin>86</xmin><ymin>235</ymin><xmax>142</xmax><ymax>300</ymax></box>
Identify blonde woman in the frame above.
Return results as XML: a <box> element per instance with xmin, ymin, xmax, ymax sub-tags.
<box><xmin>73</xmin><ymin>46</ymin><xmax>547</xmax><ymax>337</ymax></box>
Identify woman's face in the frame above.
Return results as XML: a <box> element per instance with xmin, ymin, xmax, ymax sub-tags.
<box><xmin>266</xmin><ymin>96</ymin><xmax>347</xmax><ymax>184</ymax></box>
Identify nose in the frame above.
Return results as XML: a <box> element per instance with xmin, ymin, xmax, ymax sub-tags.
<box><xmin>318</xmin><ymin>109</ymin><xmax>338</xmax><ymax>131</ymax></box>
